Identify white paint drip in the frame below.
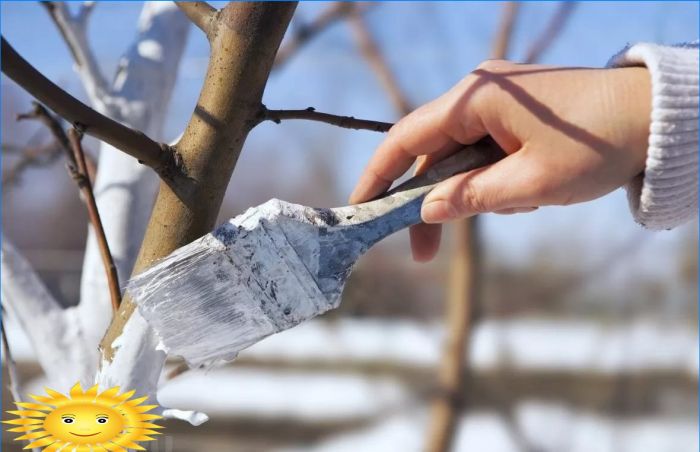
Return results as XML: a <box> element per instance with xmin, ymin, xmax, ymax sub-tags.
<box><xmin>162</xmin><ymin>409</ymin><xmax>210</xmax><ymax>426</ymax></box>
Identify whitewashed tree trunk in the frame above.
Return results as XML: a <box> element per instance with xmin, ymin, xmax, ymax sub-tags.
<box><xmin>1</xmin><ymin>2</ymin><xmax>190</xmax><ymax>394</ymax></box>
<box><xmin>76</xmin><ymin>1</ymin><xmax>190</xmax><ymax>371</ymax></box>
<box><xmin>1</xmin><ymin>241</ymin><xmax>94</xmax><ymax>389</ymax></box>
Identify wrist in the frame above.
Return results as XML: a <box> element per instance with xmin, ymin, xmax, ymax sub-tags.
<box><xmin>605</xmin><ymin>67</ymin><xmax>652</xmax><ymax>174</ymax></box>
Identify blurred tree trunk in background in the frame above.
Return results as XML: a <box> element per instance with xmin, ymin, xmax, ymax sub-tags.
<box><xmin>426</xmin><ymin>218</ymin><xmax>480</xmax><ymax>452</ymax></box>
<box><xmin>426</xmin><ymin>4</ymin><xmax>519</xmax><ymax>451</ymax></box>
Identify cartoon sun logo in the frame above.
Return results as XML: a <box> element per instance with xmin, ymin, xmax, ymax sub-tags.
<box><xmin>3</xmin><ymin>382</ymin><xmax>163</xmax><ymax>451</ymax></box>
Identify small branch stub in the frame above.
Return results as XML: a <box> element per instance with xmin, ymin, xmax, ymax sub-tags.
<box><xmin>175</xmin><ymin>2</ymin><xmax>217</xmax><ymax>38</ymax></box>
<box><xmin>259</xmin><ymin>105</ymin><xmax>393</xmax><ymax>132</ymax></box>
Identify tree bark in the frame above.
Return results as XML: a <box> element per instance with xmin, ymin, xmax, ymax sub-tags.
<box><xmin>97</xmin><ymin>1</ymin><xmax>297</xmax><ymax>417</ymax></box>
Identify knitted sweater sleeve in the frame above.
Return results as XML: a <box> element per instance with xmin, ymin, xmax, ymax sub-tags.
<box><xmin>608</xmin><ymin>42</ymin><xmax>698</xmax><ymax>230</ymax></box>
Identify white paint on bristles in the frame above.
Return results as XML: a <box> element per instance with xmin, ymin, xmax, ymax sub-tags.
<box><xmin>129</xmin><ymin>199</ymin><xmax>344</xmax><ymax>368</ymax></box>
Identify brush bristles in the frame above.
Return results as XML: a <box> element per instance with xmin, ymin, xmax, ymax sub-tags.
<box><xmin>126</xmin><ymin>200</ymin><xmax>338</xmax><ymax>368</ymax></box>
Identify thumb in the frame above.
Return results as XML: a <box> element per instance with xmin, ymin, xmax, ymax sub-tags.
<box><xmin>421</xmin><ymin>150</ymin><xmax>541</xmax><ymax>223</ymax></box>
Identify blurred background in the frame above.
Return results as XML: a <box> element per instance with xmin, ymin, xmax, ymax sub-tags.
<box><xmin>1</xmin><ymin>2</ymin><xmax>698</xmax><ymax>451</ymax></box>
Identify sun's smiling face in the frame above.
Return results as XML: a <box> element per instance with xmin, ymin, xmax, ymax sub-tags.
<box><xmin>3</xmin><ymin>382</ymin><xmax>163</xmax><ymax>451</ymax></box>
<box><xmin>43</xmin><ymin>403</ymin><xmax>125</xmax><ymax>444</ymax></box>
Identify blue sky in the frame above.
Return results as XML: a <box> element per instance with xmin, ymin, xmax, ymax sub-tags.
<box><xmin>1</xmin><ymin>1</ymin><xmax>698</xmax><ymax>285</ymax></box>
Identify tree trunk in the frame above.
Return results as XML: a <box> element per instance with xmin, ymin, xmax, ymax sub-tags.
<box><xmin>426</xmin><ymin>218</ymin><xmax>480</xmax><ymax>452</ymax></box>
<box><xmin>97</xmin><ymin>2</ymin><xmax>297</xmax><ymax>420</ymax></box>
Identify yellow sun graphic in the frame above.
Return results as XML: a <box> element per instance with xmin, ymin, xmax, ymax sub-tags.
<box><xmin>3</xmin><ymin>382</ymin><xmax>163</xmax><ymax>451</ymax></box>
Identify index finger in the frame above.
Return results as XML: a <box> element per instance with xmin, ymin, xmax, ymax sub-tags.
<box><xmin>349</xmin><ymin>85</ymin><xmax>490</xmax><ymax>204</ymax></box>
<box><xmin>349</xmin><ymin>102</ymin><xmax>455</xmax><ymax>204</ymax></box>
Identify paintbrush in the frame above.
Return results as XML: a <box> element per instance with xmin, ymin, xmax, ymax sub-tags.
<box><xmin>127</xmin><ymin>138</ymin><xmax>505</xmax><ymax>367</ymax></box>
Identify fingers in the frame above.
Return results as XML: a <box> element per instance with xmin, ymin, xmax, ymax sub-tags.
<box><xmin>409</xmin><ymin>205</ymin><xmax>535</xmax><ymax>263</ymax></box>
<box><xmin>349</xmin><ymin>93</ymin><xmax>489</xmax><ymax>204</ymax></box>
<box><xmin>421</xmin><ymin>149</ymin><xmax>544</xmax><ymax>223</ymax></box>
<box><xmin>409</xmin><ymin>223</ymin><xmax>442</xmax><ymax>262</ymax></box>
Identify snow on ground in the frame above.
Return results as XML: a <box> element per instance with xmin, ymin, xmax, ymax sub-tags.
<box><xmin>158</xmin><ymin>367</ymin><xmax>409</xmax><ymax>421</ymax></box>
<box><xmin>7</xmin><ymin>316</ymin><xmax>696</xmax><ymax>451</ymax></box>
<box><xmin>241</xmin><ymin>317</ymin><xmax>699</xmax><ymax>375</ymax></box>
<box><xmin>280</xmin><ymin>406</ymin><xmax>699</xmax><ymax>452</ymax></box>
<box><xmin>6</xmin><ymin>317</ymin><xmax>698</xmax><ymax>375</ymax></box>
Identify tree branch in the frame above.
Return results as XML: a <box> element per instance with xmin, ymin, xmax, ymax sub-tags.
<box><xmin>0</xmin><ymin>241</ymin><xmax>95</xmax><ymax>389</ymax></box>
<box><xmin>0</xmin><ymin>37</ymin><xmax>186</xmax><ymax>187</ymax></box>
<box><xmin>260</xmin><ymin>106</ymin><xmax>392</xmax><ymax>132</ymax></box>
<box><xmin>68</xmin><ymin>128</ymin><xmax>122</xmax><ymax>312</ymax></box>
<box><xmin>42</xmin><ymin>2</ymin><xmax>109</xmax><ymax>108</ymax></box>
<box><xmin>349</xmin><ymin>7</ymin><xmax>412</xmax><ymax>116</ymax></box>
<box><xmin>523</xmin><ymin>2</ymin><xmax>576</xmax><ymax>64</ymax></box>
<box><xmin>1</xmin><ymin>141</ymin><xmax>62</xmax><ymax>188</ymax></box>
<box><xmin>175</xmin><ymin>2</ymin><xmax>217</xmax><ymax>37</ymax></box>
<box><xmin>274</xmin><ymin>2</ymin><xmax>355</xmax><ymax>69</ymax></box>
<box><xmin>76</xmin><ymin>1</ymin><xmax>96</xmax><ymax>23</ymax></box>
<box><xmin>17</xmin><ymin>102</ymin><xmax>76</xmax><ymax>169</ymax></box>
<box><xmin>15</xmin><ymin>103</ymin><xmax>122</xmax><ymax>312</ymax></box>
<box><xmin>491</xmin><ymin>2</ymin><xmax>520</xmax><ymax>60</ymax></box>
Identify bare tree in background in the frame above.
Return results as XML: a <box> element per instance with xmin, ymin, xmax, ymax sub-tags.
<box><xmin>426</xmin><ymin>3</ymin><xmax>576</xmax><ymax>451</ymax></box>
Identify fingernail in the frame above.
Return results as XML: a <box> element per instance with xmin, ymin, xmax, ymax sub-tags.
<box><xmin>422</xmin><ymin>200</ymin><xmax>458</xmax><ymax>223</ymax></box>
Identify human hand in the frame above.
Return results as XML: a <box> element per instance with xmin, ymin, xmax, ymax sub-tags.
<box><xmin>349</xmin><ymin>61</ymin><xmax>651</xmax><ymax>262</ymax></box>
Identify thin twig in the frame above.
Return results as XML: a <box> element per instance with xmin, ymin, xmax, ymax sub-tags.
<box><xmin>260</xmin><ymin>106</ymin><xmax>393</xmax><ymax>132</ymax></box>
<box><xmin>1</xmin><ymin>38</ymin><xmax>183</xmax><ymax>184</ymax></box>
<box><xmin>17</xmin><ymin>102</ymin><xmax>76</xmax><ymax>168</ymax></box>
<box><xmin>42</xmin><ymin>2</ymin><xmax>109</xmax><ymax>102</ymax></box>
<box><xmin>349</xmin><ymin>7</ymin><xmax>412</xmax><ymax>116</ymax></box>
<box><xmin>15</xmin><ymin>102</ymin><xmax>121</xmax><ymax>312</ymax></box>
<box><xmin>2</xmin><ymin>143</ymin><xmax>30</xmax><ymax>154</ymax></box>
<box><xmin>67</xmin><ymin>128</ymin><xmax>122</xmax><ymax>312</ymax></box>
<box><xmin>274</xmin><ymin>2</ymin><xmax>356</xmax><ymax>69</ymax></box>
<box><xmin>175</xmin><ymin>2</ymin><xmax>217</xmax><ymax>37</ymax></box>
<box><xmin>1</xmin><ymin>141</ymin><xmax>62</xmax><ymax>187</ymax></box>
<box><xmin>523</xmin><ymin>2</ymin><xmax>577</xmax><ymax>64</ymax></box>
<box><xmin>491</xmin><ymin>2</ymin><xmax>520</xmax><ymax>60</ymax></box>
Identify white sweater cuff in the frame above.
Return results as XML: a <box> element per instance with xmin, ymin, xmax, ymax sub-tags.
<box><xmin>608</xmin><ymin>43</ymin><xmax>698</xmax><ymax>230</ymax></box>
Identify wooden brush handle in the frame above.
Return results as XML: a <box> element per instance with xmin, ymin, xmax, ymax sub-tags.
<box><xmin>330</xmin><ymin>137</ymin><xmax>506</xmax><ymax>244</ymax></box>
<box><xmin>383</xmin><ymin>136</ymin><xmax>507</xmax><ymax>197</ymax></box>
